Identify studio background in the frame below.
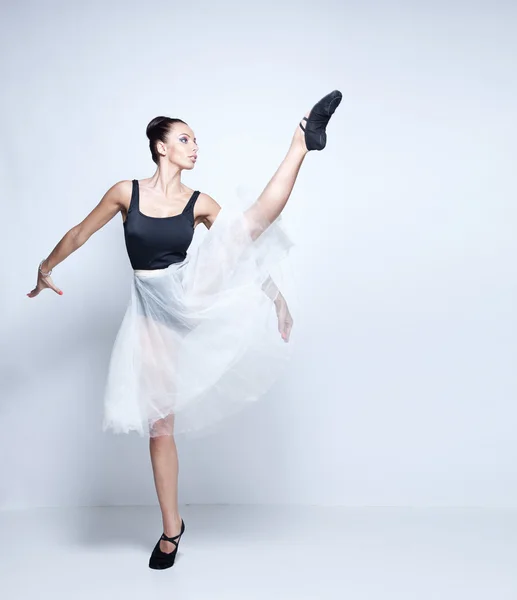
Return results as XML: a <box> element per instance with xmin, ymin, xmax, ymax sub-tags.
<box><xmin>1</xmin><ymin>0</ymin><xmax>515</xmax><ymax>509</ymax></box>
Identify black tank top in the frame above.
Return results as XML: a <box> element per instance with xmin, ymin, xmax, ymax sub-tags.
<box><xmin>123</xmin><ymin>179</ymin><xmax>201</xmax><ymax>270</ymax></box>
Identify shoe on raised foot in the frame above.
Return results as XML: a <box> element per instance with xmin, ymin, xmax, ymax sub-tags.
<box><xmin>299</xmin><ymin>89</ymin><xmax>342</xmax><ymax>151</ymax></box>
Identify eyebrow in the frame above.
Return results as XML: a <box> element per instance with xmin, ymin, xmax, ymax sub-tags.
<box><xmin>180</xmin><ymin>133</ymin><xmax>197</xmax><ymax>143</ymax></box>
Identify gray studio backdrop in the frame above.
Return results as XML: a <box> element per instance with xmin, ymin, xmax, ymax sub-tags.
<box><xmin>1</xmin><ymin>0</ymin><xmax>515</xmax><ymax>509</ymax></box>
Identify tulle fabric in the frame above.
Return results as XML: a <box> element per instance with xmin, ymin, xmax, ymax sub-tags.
<box><xmin>102</xmin><ymin>198</ymin><xmax>295</xmax><ymax>438</ymax></box>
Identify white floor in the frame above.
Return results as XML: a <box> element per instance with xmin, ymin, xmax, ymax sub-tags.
<box><xmin>1</xmin><ymin>505</ymin><xmax>516</xmax><ymax>599</ymax></box>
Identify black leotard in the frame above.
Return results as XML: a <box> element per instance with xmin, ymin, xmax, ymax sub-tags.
<box><xmin>123</xmin><ymin>179</ymin><xmax>201</xmax><ymax>270</ymax></box>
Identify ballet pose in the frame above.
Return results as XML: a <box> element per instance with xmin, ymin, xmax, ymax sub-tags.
<box><xmin>27</xmin><ymin>89</ymin><xmax>342</xmax><ymax>569</ymax></box>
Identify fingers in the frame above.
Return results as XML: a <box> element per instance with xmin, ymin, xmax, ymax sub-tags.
<box><xmin>26</xmin><ymin>277</ymin><xmax>63</xmax><ymax>298</ymax></box>
<box><xmin>46</xmin><ymin>279</ymin><xmax>64</xmax><ymax>295</ymax></box>
<box><xmin>280</xmin><ymin>319</ymin><xmax>293</xmax><ymax>342</ymax></box>
<box><xmin>285</xmin><ymin>318</ymin><xmax>293</xmax><ymax>342</ymax></box>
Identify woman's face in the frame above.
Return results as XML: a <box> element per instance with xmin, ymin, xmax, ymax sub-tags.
<box><xmin>160</xmin><ymin>122</ymin><xmax>198</xmax><ymax>170</ymax></box>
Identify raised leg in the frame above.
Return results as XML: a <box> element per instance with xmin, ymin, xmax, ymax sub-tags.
<box><xmin>247</xmin><ymin>90</ymin><xmax>342</xmax><ymax>236</ymax></box>
<box><xmin>245</xmin><ymin>112</ymin><xmax>309</xmax><ymax>238</ymax></box>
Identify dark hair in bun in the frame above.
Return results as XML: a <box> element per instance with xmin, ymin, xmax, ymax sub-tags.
<box><xmin>146</xmin><ymin>117</ymin><xmax>187</xmax><ymax>164</ymax></box>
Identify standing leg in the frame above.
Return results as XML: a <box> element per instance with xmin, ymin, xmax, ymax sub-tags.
<box><xmin>149</xmin><ymin>420</ymin><xmax>183</xmax><ymax>554</ymax></box>
<box><xmin>138</xmin><ymin>312</ymin><xmax>183</xmax><ymax>555</ymax></box>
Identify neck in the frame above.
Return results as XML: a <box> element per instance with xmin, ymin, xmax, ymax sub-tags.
<box><xmin>148</xmin><ymin>164</ymin><xmax>185</xmax><ymax>197</ymax></box>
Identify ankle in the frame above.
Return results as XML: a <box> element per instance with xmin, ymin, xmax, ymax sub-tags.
<box><xmin>163</xmin><ymin>515</ymin><xmax>182</xmax><ymax>534</ymax></box>
<box><xmin>290</xmin><ymin>130</ymin><xmax>309</xmax><ymax>154</ymax></box>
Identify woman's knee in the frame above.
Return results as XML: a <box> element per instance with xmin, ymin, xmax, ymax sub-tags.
<box><xmin>149</xmin><ymin>414</ymin><xmax>175</xmax><ymax>438</ymax></box>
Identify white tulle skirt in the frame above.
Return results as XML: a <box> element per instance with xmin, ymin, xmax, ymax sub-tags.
<box><xmin>102</xmin><ymin>199</ymin><xmax>295</xmax><ymax>438</ymax></box>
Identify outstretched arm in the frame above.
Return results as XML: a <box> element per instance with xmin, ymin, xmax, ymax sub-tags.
<box><xmin>261</xmin><ymin>274</ymin><xmax>281</xmax><ymax>304</ymax></box>
<box><xmin>27</xmin><ymin>179</ymin><xmax>128</xmax><ymax>298</ymax></box>
<box><xmin>263</xmin><ymin>274</ymin><xmax>293</xmax><ymax>342</ymax></box>
<box><xmin>196</xmin><ymin>192</ymin><xmax>293</xmax><ymax>342</ymax></box>
<box><xmin>197</xmin><ymin>193</ymin><xmax>283</xmax><ymax>304</ymax></box>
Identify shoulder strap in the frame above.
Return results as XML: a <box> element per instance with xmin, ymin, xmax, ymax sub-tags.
<box><xmin>128</xmin><ymin>179</ymin><xmax>139</xmax><ymax>214</ymax></box>
<box><xmin>183</xmin><ymin>190</ymin><xmax>200</xmax><ymax>220</ymax></box>
<box><xmin>185</xmin><ymin>190</ymin><xmax>200</xmax><ymax>210</ymax></box>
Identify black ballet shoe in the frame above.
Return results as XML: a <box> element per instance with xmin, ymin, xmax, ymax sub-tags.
<box><xmin>148</xmin><ymin>519</ymin><xmax>185</xmax><ymax>570</ymax></box>
<box><xmin>299</xmin><ymin>89</ymin><xmax>342</xmax><ymax>151</ymax></box>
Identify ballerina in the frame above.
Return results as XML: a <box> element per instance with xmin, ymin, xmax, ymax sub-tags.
<box><xmin>27</xmin><ymin>89</ymin><xmax>342</xmax><ymax>569</ymax></box>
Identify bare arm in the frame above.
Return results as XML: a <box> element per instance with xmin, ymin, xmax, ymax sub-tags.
<box><xmin>196</xmin><ymin>192</ymin><xmax>284</xmax><ymax>307</ymax></box>
<box><xmin>195</xmin><ymin>192</ymin><xmax>221</xmax><ymax>230</ymax></box>
<box><xmin>261</xmin><ymin>274</ymin><xmax>283</xmax><ymax>306</ymax></box>
<box><xmin>27</xmin><ymin>180</ymin><xmax>128</xmax><ymax>297</ymax></box>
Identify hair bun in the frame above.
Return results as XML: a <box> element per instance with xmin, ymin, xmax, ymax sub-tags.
<box><xmin>145</xmin><ymin>116</ymin><xmax>187</xmax><ymax>165</ymax></box>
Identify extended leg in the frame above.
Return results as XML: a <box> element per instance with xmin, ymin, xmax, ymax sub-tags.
<box><xmin>245</xmin><ymin>117</ymin><xmax>309</xmax><ymax>238</ymax></box>
<box><xmin>246</xmin><ymin>90</ymin><xmax>342</xmax><ymax>237</ymax></box>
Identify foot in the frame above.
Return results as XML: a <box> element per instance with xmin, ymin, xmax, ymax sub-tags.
<box><xmin>295</xmin><ymin>90</ymin><xmax>343</xmax><ymax>152</ymax></box>
<box><xmin>160</xmin><ymin>517</ymin><xmax>183</xmax><ymax>553</ymax></box>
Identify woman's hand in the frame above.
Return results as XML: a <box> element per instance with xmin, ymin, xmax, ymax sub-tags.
<box><xmin>274</xmin><ymin>294</ymin><xmax>293</xmax><ymax>343</ymax></box>
<box><xmin>27</xmin><ymin>262</ymin><xmax>63</xmax><ymax>298</ymax></box>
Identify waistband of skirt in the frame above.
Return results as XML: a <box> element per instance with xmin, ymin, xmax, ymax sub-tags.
<box><xmin>134</xmin><ymin>267</ymin><xmax>168</xmax><ymax>276</ymax></box>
